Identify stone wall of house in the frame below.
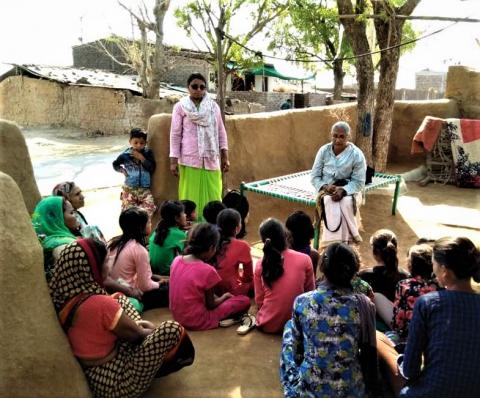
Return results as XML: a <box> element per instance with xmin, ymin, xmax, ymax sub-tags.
<box><xmin>227</xmin><ymin>91</ymin><xmax>294</xmax><ymax>112</ymax></box>
<box><xmin>72</xmin><ymin>41</ymin><xmax>129</xmax><ymax>74</ymax></box>
<box><xmin>227</xmin><ymin>91</ymin><xmax>327</xmax><ymax>111</ymax></box>
<box><xmin>164</xmin><ymin>55</ymin><xmax>214</xmax><ymax>87</ymax></box>
<box><xmin>72</xmin><ymin>42</ymin><xmax>214</xmax><ymax>88</ymax></box>
<box><xmin>394</xmin><ymin>88</ymin><xmax>444</xmax><ymax>100</ymax></box>
<box><xmin>0</xmin><ymin>76</ymin><xmax>174</xmax><ymax>134</ymax></box>
<box><xmin>415</xmin><ymin>71</ymin><xmax>446</xmax><ymax>92</ymax></box>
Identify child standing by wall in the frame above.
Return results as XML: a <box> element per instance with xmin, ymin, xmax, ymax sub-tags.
<box><xmin>113</xmin><ymin>128</ymin><xmax>156</xmax><ymax>219</ymax></box>
<box><xmin>254</xmin><ymin>218</ymin><xmax>316</xmax><ymax>334</ymax></box>
<box><xmin>149</xmin><ymin>201</ymin><xmax>187</xmax><ymax>276</ymax></box>
<box><xmin>169</xmin><ymin>223</ymin><xmax>251</xmax><ymax>331</ymax></box>
<box><xmin>215</xmin><ymin>209</ymin><xmax>253</xmax><ymax>296</ymax></box>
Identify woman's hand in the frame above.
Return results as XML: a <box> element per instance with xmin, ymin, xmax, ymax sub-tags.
<box><xmin>170</xmin><ymin>158</ymin><xmax>179</xmax><ymax>177</ymax></box>
<box><xmin>136</xmin><ymin>320</ymin><xmax>156</xmax><ymax>332</ymax></box>
<box><xmin>221</xmin><ymin>149</ymin><xmax>230</xmax><ymax>173</ymax></box>
<box><xmin>322</xmin><ymin>184</ymin><xmax>336</xmax><ymax>194</ymax></box>
<box><xmin>152</xmin><ymin>274</ymin><xmax>169</xmax><ymax>285</ymax></box>
<box><xmin>331</xmin><ymin>187</ymin><xmax>346</xmax><ymax>202</ymax></box>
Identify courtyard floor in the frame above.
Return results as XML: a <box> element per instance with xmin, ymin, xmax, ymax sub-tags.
<box><xmin>25</xmin><ymin>128</ymin><xmax>480</xmax><ymax>397</ymax></box>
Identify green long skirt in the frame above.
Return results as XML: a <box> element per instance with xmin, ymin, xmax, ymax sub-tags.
<box><xmin>178</xmin><ymin>165</ymin><xmax>222</xmax><ymax>220</ymax></box>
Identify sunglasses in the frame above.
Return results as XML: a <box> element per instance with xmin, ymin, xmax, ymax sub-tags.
<box><xmin>190</xmin><ymin>84</ymin><xmax>206</xmax><ymax>90</ymax></box>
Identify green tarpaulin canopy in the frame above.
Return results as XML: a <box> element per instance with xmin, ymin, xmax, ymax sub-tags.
<box><xmin>247</xmin><ymin>64</ymin><xmax>314</xmax><ymax>81</ymax></box>
<box><xmin>228</xmin><ymin>62</ymin><xmax>314</xmax><ymax>81</ymax></box>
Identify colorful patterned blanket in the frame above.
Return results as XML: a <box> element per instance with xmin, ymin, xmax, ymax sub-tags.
<box><xmin>412</xmin><ymin>117</ymin><xmax>480</xmax><ymax>188</ymax></box>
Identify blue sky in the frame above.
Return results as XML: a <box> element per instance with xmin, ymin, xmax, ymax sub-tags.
<box><xmin>0</xmin><ymin>0</ymin><xmax>479</xmax><ymax>88</ymax></box>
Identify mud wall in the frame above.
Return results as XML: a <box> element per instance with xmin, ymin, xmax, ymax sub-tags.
<box><xmin>0</xmin><ymin>76</ymin><xmax>174</xmax><ymax>134</ymax></box>
<box><xmin>147</xmin><ymin>103</ymin><xmax>359</xmax><ymax>203</ymax></box>
<box><xmin>148</xmin><ymin>97</ymin><xmax>461</xmax><ymax>202</ymax></box>
<box><xmin>389</xmin><ymin>99</ymin><xmax>459</xmax><ymax>163</ymax></box>
<box><xmin>445</xmin><ymin>65</ymin><xmax>480</xmax><ymax>119</ymax></box>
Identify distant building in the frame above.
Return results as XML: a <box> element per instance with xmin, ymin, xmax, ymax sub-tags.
<box><xmin>72</xmin><ymin>38</ymin><xmax>216</xmax><ymax>89</ymax></box>
<box><xmin>415</xmin><ymin>69</ymin><xmax>446</xmax><ymax>94</ymax></box>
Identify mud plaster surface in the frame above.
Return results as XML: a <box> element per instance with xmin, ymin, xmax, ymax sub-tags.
<box><xmin>18</xmin><ymin>127</ymin><xmax>480</xmax><ymax>398</ymax></box>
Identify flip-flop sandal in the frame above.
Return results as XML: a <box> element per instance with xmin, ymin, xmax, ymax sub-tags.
<box><xmin>219</xmin><ymin>317</ymin><xmax>242</xmax><ymax>327</ymax></box>
<box><xmin>236</xmin><ymin>314</ymin><xmax>256</xmax><ymax>335</ymax></box>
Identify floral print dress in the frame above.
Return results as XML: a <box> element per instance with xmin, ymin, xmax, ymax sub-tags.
<box><xmin>280</xmin><ymin>284</ymin><xmax>369</xmax><ymax>398</ymax></box>
<box><xmin>392</xmin><ymin>276</ymin><xmax>439</xmax><ymax>339</ymax></box>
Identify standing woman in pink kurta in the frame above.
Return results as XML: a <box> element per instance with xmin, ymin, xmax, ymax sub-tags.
<box><xmin>169</xmin><ymin>73</ymin><xmax>230</xmax><ymax>220</ymax></box>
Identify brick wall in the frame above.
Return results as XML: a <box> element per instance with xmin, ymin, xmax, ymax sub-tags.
<box><xmin>227</xmin><ymin>91</ymin><xmax>327</xmax><ymax>111</ymax></box>
<box><xmin>72</xmin><ymin>41</ymin><xmax>215</xmax><ymax>87</ymax></box>
<box><xmin>0</xmin><ymin>76</ymin><xmax>174</xmax><ymax>134</ymax></box>
<box><xmin>164</xmin><ymin>55</ymin><xmax>213</xmax><ymax>87</ymax></box>
<box><xmin>415</xmin><ymin>73</ymin><xmax>446</xmax><ymax>92</ymax></box>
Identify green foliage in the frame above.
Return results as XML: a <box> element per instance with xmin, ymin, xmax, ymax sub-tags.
<box><xmin>175</xmin><ymin>0</ymin><xmax>288</xmax><ymax>74</ymax></box>
<box><xmin>399</xmin><ymin>21</ymin><xmax>418</xmax><ymax>55</ymax></box>
<box><xmin>268</xmin><ymin>0</ymin><xmax>354</xmax><ymax>74</ymax></box>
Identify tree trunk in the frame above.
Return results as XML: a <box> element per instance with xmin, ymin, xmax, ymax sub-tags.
<box><xmin>337</xmin><ymin>0</ymin><xmax>375</xmax><ymax>166</ymax></box>
<box><xmin>372</xmin><ymin>0</ymin><xmax>420</xmax><ymax>171</ymax></box>
<box><xmin>139</xmin><ymin>25</ymin><xmax>149</xmax><ymax>98</ymax></box>
<box><xmin>147</xmin><ymin>0</ymin><xmax>170</xmax><ymax>99</ymax></box>
<box><xmin>332</xmin><ymin>58</ymin><xmax>345</xmax><ymax>100</ymax></box>
<box><xmin>372</xmin><ymin>21</ymin><xmax>402</xmax><ymax>171</ymax></box>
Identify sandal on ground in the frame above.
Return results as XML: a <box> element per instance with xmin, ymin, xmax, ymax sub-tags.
<box><xmin>236</xmin><ymin>314</ymin><xmax>256</xmax><ymax>335</ymax></box>
<box><xmin>219</xmin><ymin>316</ymin><xmax>242</xmax><ymax>328</ymax></box>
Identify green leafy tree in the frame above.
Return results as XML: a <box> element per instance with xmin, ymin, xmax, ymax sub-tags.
<box><xmin>175</xmin><ymin>0</ymin><xmax>288</xmax><ymax>118</ymax></box>
<box><xmin>270</xmin><ymin>0</ymin><xmax>353</xmax><ymax>99</ymax></box>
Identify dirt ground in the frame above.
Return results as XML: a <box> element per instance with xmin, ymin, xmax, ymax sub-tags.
<box><xmin>25</xmin><ymin>129</ymin><xmax>480</xmax><ymax>398</ymax></box>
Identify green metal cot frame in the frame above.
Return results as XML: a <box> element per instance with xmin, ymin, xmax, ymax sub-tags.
<box><xmin>239</xmin><ymin>170</ymin><xmax>401</xmax><ymax>248</ymax></box>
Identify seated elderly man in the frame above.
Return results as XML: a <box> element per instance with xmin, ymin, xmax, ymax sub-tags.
<box><xmin>310</xmin><ymin>121</ymin><xmax>366</xmax><ymax>248</ymax></box>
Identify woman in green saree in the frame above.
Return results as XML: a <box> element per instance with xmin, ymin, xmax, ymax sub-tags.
<box><xmin>32</xmin><ymin>196</ymin><xmax>79</xmax><ymax>280</ymax></box>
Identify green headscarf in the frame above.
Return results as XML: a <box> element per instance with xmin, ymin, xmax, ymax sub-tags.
<box><xmin>32</xmin><ymin>196</ymin><xmax>77</xmax><ymax>251</ymax></box>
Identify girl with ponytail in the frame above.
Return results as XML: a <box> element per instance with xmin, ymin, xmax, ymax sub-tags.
<box><xmin>149</xmin><ymin>200</ymin><xmax>187</xmax><ymax>275</ymax></box>
<box><xmin>378</xmin><ymin>237</ymin><xmax>480</xmax><ymax>397</ymax></box>
<box><xmin>215</xmin><ymin>209</ymin><xmax>253</xmax><ymax>296</ymax></box>
<box><xmin>254</xmin><ymin>218</ymin><xmax>315</xmax><ymax>334</ymax></box>
<box><xmin>359</xmin><ymin>229</ymin><xmax>409</xmax><ymax>301</ymax></box>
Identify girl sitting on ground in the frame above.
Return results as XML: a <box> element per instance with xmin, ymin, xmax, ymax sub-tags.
<box><xmin>285</xmin><ymin>210</ymin><xmax>320</xmax><ymax>275</ymax></box>
<box><xmin>52</xmin><ymin>181</ymin><xmax>105</xmax><ymax>242</ymax></box>
<box><xmin>222</xmin><ymin>190</ymin><xmax>250</xmax><ymax>239</ymax></box>
<box><xmin>359</xmin><ymin>229</ymin><xmax>409</xmax><ymax>302</ymax></box>
<box><xmin>281</xmin><ymin>242</ymin><xmax>378</xmax><ymax>397</ymax></box>
<box><xmin>215</xmin><ymin>208</ymin><xmax>253</xmax><ymax>297</ymax></box>
<box><xmin>169</xmin><ymin>223</ymin><xmax>251</xmax><ymax>331</ymax></box>
<box><xmin>202</xmin><ymin>200</ymin><xmax>226</xmax><ymax>224</ymax></box>
<box><xmin>32</xmin><ymin>196</ymin><xmax>80</xmax><ymax>281</ymax></box>
<box><xmin>180</xmin><ymin>199</ymin><xmax>197</xmax><ymax>229</ymax></box>
<box><xmin>377</xmin><ymin>237</ymin><xmax>480</xmax><ymax>397</ymax></box>
<box><xmin>254</xmin><ymin>218</ymin><xmax>315</xmax><ymax>334</ymax></box>
<box><xmin>149</xmin><ymin>201</ymin><xmax>187</xmax><ymax>276</ymax></box>
<box><xmin>375</xmin><ymin>243</ymin><xmax>440</xmax><ymax>341</ymax></box>
<box><xmin>106</xmin><ymin>207</ymin><xmax>169</xmax><ymax>311</ymax></box>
